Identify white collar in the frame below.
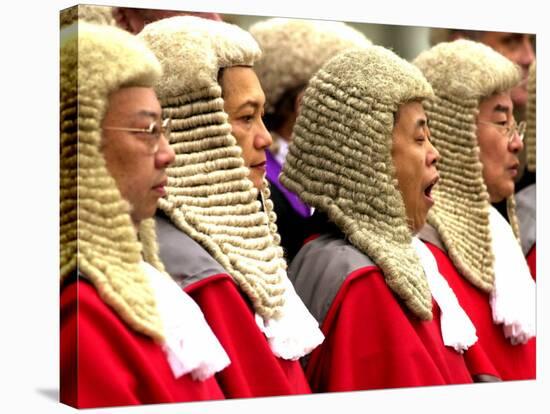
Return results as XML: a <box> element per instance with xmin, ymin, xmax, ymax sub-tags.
<box><xmin>412</xmin><ymin>237</ymin><xmax>478</xmax><ymax>353</ymax></box>
<box><xmin>140</xmin><ymin>261</ymin><xmax>230</xmax><ymax>380</ymax></box>
<box><xmin>255</xmin><ymin>276</ymin><xmax>324</xmax><ymax>360</ymax></box>
<box><xmin>488</xmin><ymin>206</ymin><xmax>536</xmax><ymax>344</ymax></box>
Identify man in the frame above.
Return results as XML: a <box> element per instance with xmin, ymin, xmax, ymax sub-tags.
<box><xmin>414</xmin><ymin>39</ymin><xmax>535</xmax><ymax>380</ymax></box>
<box><xmin>429</xmin><ymin>29</ymin><xmax>534</xmax><ymax>119</ymax></box>
<box><xmin>430</xmin><ymin>29</ymin><xmax>535</xmax><ymax>193</ymax></box>
<box><xmin>113</xmin><ymin>6</ymin><xmax>222</xmax><ymax>34</ymax></box>
<box><xmin>249</xmin><ymin>18</ymin><xmax>372</xmax><ymax>261</ymax></box>
<box><xmin>281</xmin><ymin>46</ymin><xmax>477</xmax><ymax>392</ymax></box>
<box><xmin>516</xmin><ymin>61</ymin><xmax>536</xmax><ymax>279</ymax></box>
<box><xmin>139</xmin><ymin>16</ymin><xmax>323</xmax><ymax>399</ymax></box>
<box><xmin>219</xmin><ymin>66</ymin><xmax>274</xmax><ymax>190</ymax></box>
<box><xmin>60</xmin><ymin>21</ymin><xmax>229</xmax><ymax>408</ymax></box>
<box><xmin>525</xmin><ymin>61</ymin><xmax>537</xmax><ymax>175</ymax></box>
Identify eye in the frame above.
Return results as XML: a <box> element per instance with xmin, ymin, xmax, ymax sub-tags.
<box><xmin>135</xmin><ymin>121</ymin><xmax>162</xmax><ymax>141</ymax></box>
<box><xmin>140</xmin><ymin>121</ymin><xmax>159</xmax><ymax>136</ymax></box>
<box><xmin>152</xmin><ymin>123</ymin><xmax>163</xmax><ymax>137</ymax></box>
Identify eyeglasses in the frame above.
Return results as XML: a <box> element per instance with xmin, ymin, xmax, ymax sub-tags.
<box><xmin>478</xmin><ymin>120</ymin><xmax>526</xmax><ymax>143</ymax></box>
<box><xmin>103</xmin><ymin>118</ymin><xmax>171</xmax><ymax>154</ymax></box>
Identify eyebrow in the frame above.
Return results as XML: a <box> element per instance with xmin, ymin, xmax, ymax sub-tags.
<box><xmin>494</xmin><ymin>104</ymin><xmax>510</xmax><ymax>114</ymax></box>
<box><xmin>235</xmin><ymin>98</ymin><xmax>265</xmax><ymax>113</ymax></box>
<box><xmin>124</xmin><ymin>110</ymin><xmax>160</xmax><ymax>124</ymax></box>
<box><xmin>135</xmin><ymin>110</ymin><xmax>160</xmax><ymax>119</ymax></box>
<box><xmin>415</xmin><ymin>118</ymin><xmax>428</xmax><ymax>128</ymax></box>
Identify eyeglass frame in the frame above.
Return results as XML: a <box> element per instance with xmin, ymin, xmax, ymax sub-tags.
<box><xmin>102</xmin><ymin>118</ymin><xmax>172</xmax><ymax>154</ymax></box>
<box><xmin>477</xmin><ymin>119</ymin><xmax>526</xmax><ymax>143</ymax></box>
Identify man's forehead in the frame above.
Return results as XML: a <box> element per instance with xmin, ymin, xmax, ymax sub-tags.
<box><xmin>397</xmin><ymin>100</ymin><xmax>426</xmax><ymax>117</ymax></box>
<box><xmin>482</xmin><ymin>32</ymin><xmax>532</xmax><ymax>49</ymax></box>
<box><xmin>237</xmin><ymin>93</ymin><xmax>266</xmax><ymax>108</ymax></box>
<box><xmin>109</xmin><ymin>106</ymin><xmax>161</xmax><ymax>121</ymax></box>
<box><xmin>480</xmin><ymin>93</ymin><xmax>513</xmax><ymax>113</ymax></box>
<box><xmin>225</xmin><ymin>85</ymin><xmax>266</xmax><ymax>111</ymax></box>
<box><xmin>222</xmin><ymin>67</ymin><xmax>264</xmax><ymax>94</ymax></box>
<box><xmin>107</xmin><ymin>87</ymin><xmax>161</xmax><ymax>117</ymax></box>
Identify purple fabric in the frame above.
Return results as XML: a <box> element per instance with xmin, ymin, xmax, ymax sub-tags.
<box><xmin>266</xmin><ymin>150</ymin><xmax>311</xmax><ymax>218</ymax></box>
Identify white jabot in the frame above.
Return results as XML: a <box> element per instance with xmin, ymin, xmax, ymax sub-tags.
<box><xmin>140</xmin><ymin>261</ymin><xmax>230</xmax><ymax>380</ymax></box>
<box><xmin>488</xmin><ymin>206</ymin><xmax>536</xmax><ymax>345</ymax></box>
<box><xmin>412</xmin><ymin>237</ymin><xmax>478</xmax><ymax>353</ymax></box>
<box><xmin>255</xmin><ymin>277</ymin><xmax>324</xmax><ymax>360</ymax></box>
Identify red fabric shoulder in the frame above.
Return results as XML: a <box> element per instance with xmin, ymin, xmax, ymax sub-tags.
<box><xmin>425</xmin><ymin>242</ymin><xmax>536</xmax><ymax>380</ymax></box>
<box><xmin>527</xmin><ymin>243</ymin><xmax>536</xmax><ymax>281</ymax></box>
<box><xmin>306</xmin><ymin>266</ymin><xmax>472</xmax><ymax>392</ymax></box>
<box><xmin>185</xmin><ymin>275</ymin><xmax>311</xmax><ymax>398</ymax></box>
<box><xmin>60</xmin><ymin>280</ymin><xmax>224</xmax><ymax>409</ymax></box>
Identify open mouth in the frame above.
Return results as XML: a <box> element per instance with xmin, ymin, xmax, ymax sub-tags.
<box><xmin>423</xmin><ymin>176</ymin><xmax>439</xmax><ymax>201</ymax></box>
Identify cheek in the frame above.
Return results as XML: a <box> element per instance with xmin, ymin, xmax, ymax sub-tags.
<box><xmin>478</xmin><ymin>148</ymin><xmax>506</xmax><ymax>195</ymax></box>
<box><xmin>103</xmin><ymin>148</ymin><xmax>127</xmax><ymax>187</ymax></box>
<box><xmin>394</xmin><ymin>155</ymin><xmax>422</xmax><ymax>192</ymax></box>
<box><xmin>105</xmin><ymin>153</ymin><xmax>147</xmax><ymax>200</ymax></box>
<box><xmin>112</xmin><ymin>161</ymin><xmax>136</xmax><ymax>199</ymax></box>
<box><xmin>399</xmin><ymin>173</ymin><xmax>419</xmax><ymax>203</ymax></box>
<box><xmin>232</xmin><ymin>130</ymin><xmax>254</xmax><ymax>165</ymax></box>
<box><xmin>479</xmin><ymin>140</ymin><xmax>504</xmax><ymax>171</ymax></box>
<box><xmin>101</xmin><ymin>134</ymin><xmax>134</xmax><ymax>180</ymax></box>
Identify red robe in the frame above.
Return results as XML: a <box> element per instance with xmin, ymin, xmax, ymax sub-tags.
<box><xmin>60</xmin><ymin>280</ymin><xmax>225</xmax><ymax>409</ymax></box>
<box><xmin>305</xmin><ymin>267</ymin><xmax>473</xmax><ymax>392</ymax></box>
<box><xmin>527</xmin><ymin>243</ymin><xmax>536</xmax><ymax>281</ymax></box>
<box><xmin>185</xmin><ymin>274</ymin><xmax>312</xmax><ymax>398</ymax></box>
<box><xmin>425</xmin><ymin>242</ymin><xmax>536</xmax><ymax>380</ymax></box>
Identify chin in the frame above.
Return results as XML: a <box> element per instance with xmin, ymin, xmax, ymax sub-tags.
<box><xmin>137</xmin><ymin>207</ymin><xmax>157</xmax><ymax>223</ymax></box>
<box><xmin>490</xmin><ymin>193</ymin><xmax>508</xmax><ymax>204</ymax></box>
<box><xmin>250</xmin><ymin>173</ymin><xmax>264</xmax><ymax>190</ymax></box>
<box><xmin>511</xmin><ymin>89</ymin><xmax>528</xmax><ymax>109</ymax></box>
<box><xmin>502</xmin><ymin>183</ymin><xmax>515</xmax><ymax>199</ymax></box>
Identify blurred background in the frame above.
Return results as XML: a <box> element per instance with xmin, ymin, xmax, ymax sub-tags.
<box><xmin>223</xmin><ymin>13</ymin><xmax>430</xmax><ymax>61</ymax></box>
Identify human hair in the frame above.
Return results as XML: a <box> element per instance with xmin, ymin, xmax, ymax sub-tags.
<box><xmin>429</xmin><ymin>28</ymin><xmax>484</xmax><ymax>46</ymax></box>
<box><xmin>263</xmin><ymin>83</ymin><xmax>306</xmax><ymax>131</ymax></box>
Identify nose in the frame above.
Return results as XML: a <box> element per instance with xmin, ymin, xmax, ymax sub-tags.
<box><xmin>255</xmin><ymin>118</ymin><xmax>273</xmax><ymax>150</ymax></box>
<box><xmin>518</xmin><ymin>35</ymin><xmax>535</xmax><ymax>68</ymax></box>
<box><xmin>427</xmin><ymin>137</ymin><xmax>440</xmax><ymax>166</ymax></box>
<box><xmin>508</xmin><ymin>131</ymin><xmax>524</xmax><ymax>153</ymax></box>
<box><xmin>155</xmin><ymin>133</ymin><xmax>175</xmax><ymax>168</ymax></box>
